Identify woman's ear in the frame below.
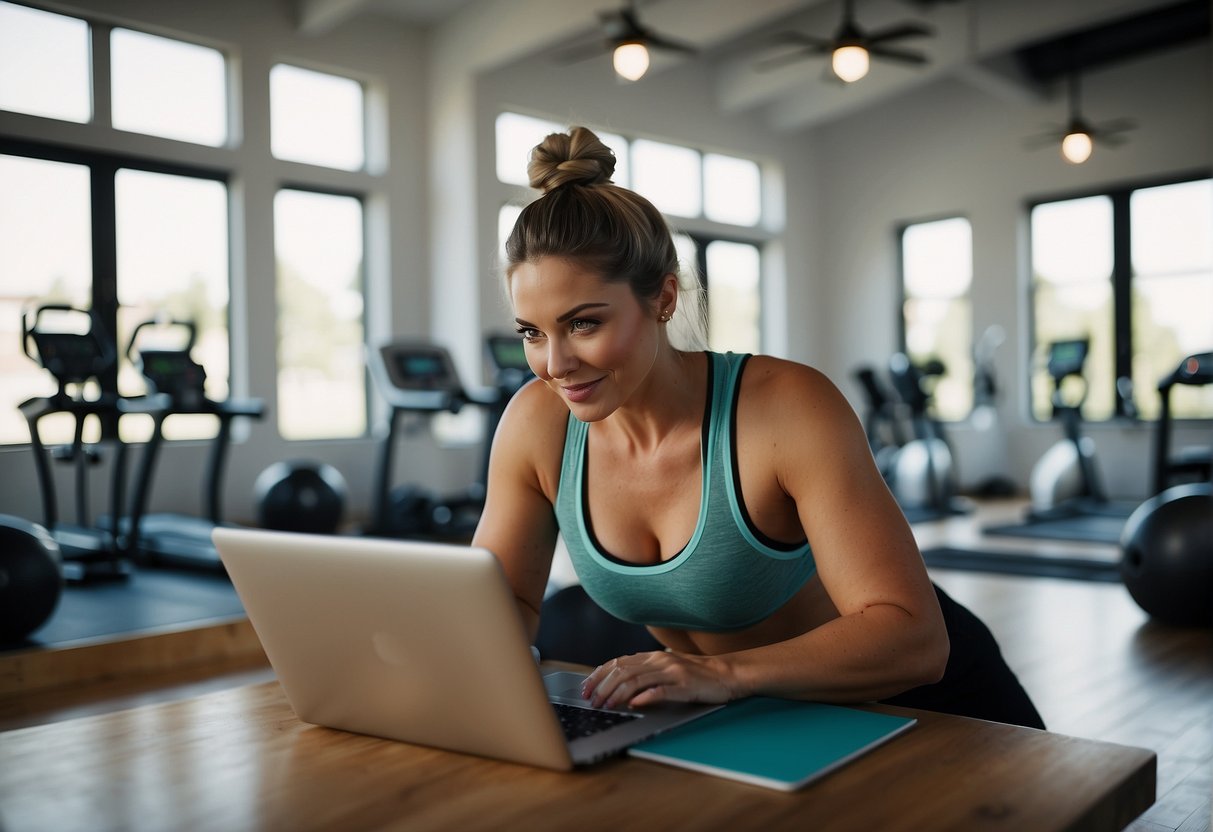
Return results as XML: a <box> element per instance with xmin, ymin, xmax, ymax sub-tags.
<box><xmin>655</xmin><ymin>273</ymin><xmax>679</xmax><ymax>318</ymax></box>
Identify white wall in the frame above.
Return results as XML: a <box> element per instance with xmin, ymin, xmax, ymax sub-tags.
<box><xmin>808</xmin><ymin>41</ymin><xmax>1212</xmax><ymax>498</ymax></box>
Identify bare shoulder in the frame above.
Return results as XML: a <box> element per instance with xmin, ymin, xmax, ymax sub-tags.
<box><xmin>739</xmin><ymin>355</ymin><xmax>853</xmax><ymax>419</ymax></box>
<box><xmin>491</xmin><ymin>378</ymin><xmax>569</xmax><ymax>498</ymax></box>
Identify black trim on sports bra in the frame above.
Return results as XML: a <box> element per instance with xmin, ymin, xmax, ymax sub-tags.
<box><xmin>729</xmin><ymin>354</ymin><xmax>807</xmax><ymax>552</ymax></box>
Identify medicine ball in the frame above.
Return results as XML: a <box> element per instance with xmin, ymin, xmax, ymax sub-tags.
<box><xmin>1120</xmin><ymin>483</ymin><xmax>1213</xmax><ymax>628</ymax></box>
<box><xmin>255</xmin><ymin>460</ymin><xmax>348</xmax><ymax>535</ymax></box>
<box><xmin>0</xmin><ymin>515</ymin><xmax>64</xmax><ymax>643</ymax></box>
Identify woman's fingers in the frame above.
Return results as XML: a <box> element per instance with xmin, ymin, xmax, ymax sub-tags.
<box><xmin>582</xmin><ymin>652</ymin><xmax>732</xmax><ymax>709</ymax></box>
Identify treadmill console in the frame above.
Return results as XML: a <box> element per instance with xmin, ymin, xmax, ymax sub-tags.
<box><xmin>373</xmin><ymin>341</ymin><xmax>466</xmax><ymax>412</ymax></box>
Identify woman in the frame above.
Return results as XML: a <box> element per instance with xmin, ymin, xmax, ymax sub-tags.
<box><xmin>472</xmin><ymin>126</ymin><xmax>1044</xmax><ymax>729</ymax></box>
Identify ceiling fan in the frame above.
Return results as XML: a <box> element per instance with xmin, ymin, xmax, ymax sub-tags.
<box><xmin>755</xmin><ymin>0</ymin><xmax>933</xmax><ymax>83</ymax></box>
<box><xmin>1023</xmin><ymin>73</ymin><xmax>1136</xmax><ymax>164</ymax></box>
<box><xmin>554</xmin><ymin>1</ymin><xmax>697</xmax><ymax>82</ymax></box>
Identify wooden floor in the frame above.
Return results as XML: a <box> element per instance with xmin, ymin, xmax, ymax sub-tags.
<box><xmin>1</xmin><ymin>500</ymin><xmax>1209</xmax><ymax>831</ymax></box>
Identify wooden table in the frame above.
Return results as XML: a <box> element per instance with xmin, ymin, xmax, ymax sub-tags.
<box><xmin>0</xmin><ymin>679</ymin><xmax>1154</xmax><ymax>832</ymax></box>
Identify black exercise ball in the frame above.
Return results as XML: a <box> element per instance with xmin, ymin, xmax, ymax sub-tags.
<box><xmin>0</xmin><ymin>515</ymin><xmax>64</xmax><ymax>642</ymax></box>
<box><xmin>254</xmin><ymin>460</ymin><xmax>348</xmax><ymax>535</ymax></box>
<box><xmin>1120</xmin><ymin>483</ymin><xmax>1213</xmax><ymax>628</ymax></box>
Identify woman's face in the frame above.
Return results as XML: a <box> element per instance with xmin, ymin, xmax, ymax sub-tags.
<box><xmin>509</xmin><ymin>256</ymin><xmax>664</xmax><ymax>421</ymax></box>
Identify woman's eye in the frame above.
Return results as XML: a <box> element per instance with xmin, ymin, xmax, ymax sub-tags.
<box><xmin>515</xmin><ymin>327</ymin><xmax>541</xmax><ymax>341</ymax></box>
<box><xmin>570</xmin><ymin>319</ymin><xmax>598</xmax><ymax>333</ymax></box>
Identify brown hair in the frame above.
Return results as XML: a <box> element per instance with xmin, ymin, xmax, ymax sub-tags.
<box><xmin>505</xmin><ymin>126</ymin><xmax>679</xmax><ymax>306</ymax></box>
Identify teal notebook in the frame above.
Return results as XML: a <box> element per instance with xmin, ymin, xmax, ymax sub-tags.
<box><xmin>627</xmin><ymin>697</ymin><xmax>915</xmax><ymax>792</ymax></box>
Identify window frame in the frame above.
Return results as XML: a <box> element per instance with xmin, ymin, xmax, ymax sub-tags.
<box><xmin>1</xmin><ymin>135</ymin><xmax>230</xmax><ymax>441</ymax></box>
<box><xmin>1026</xmin><ymin>169</ymin><xmax>1213</xmax><ymax>423</ymax></box>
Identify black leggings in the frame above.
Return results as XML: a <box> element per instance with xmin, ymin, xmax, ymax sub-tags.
<box><xmin>535</xmin><ymin>583</ymin><xmax>1045</xmax><ymax>730</ymax></box>
<box><xmin>881</xmin><ymin>584</ymin><xmax>1045</xmax><ymax>729</ymax></box>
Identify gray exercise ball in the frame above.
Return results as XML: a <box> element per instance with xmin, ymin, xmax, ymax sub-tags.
<box><xmin>1119</xmin><ymin>483</ymin><xmax>1212</xmax><ymax>628</ymax></box>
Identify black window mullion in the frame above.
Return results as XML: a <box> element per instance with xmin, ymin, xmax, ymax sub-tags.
<box><xmin>90</xmin><ymin>162</ymin><xmax>120</xmax><ymax>436</ymax></box>
<box><xmin>1111</xmin><ymin>190</ymin><xmax>1133</xmax><ymax>417</ymax></box>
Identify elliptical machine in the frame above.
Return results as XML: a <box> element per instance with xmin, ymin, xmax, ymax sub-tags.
<box><xmin>884</xmin><ymin>353</ymin><xmax>968</xmax><ymax>522</ymax></box>
<box><xmin>18</xmin><ymin>304</ymin><xmax>160</xmax><ymax>582</ymax></box>
<box><xmin>1027</xmin><ymin>339</ymin><xmax>1136</xmax><ymax>520</ymax></box>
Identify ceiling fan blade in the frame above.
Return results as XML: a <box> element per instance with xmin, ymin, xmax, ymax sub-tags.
<box><xmin>1094</xmin><ymin>117</ymin><xmax>1138</xmax><ymax>134</ymax></box>
<box><xmin>1094</xmin><ymin>132</ymin><xmax>1132</xmax><ymax>148</ymax></box>
<box><xmin>551</xmin><ymin>41</ymin><xmax>610</xmax><ymax>64</ymax></box>
<box><xmin>644</xmin><ymin>31</ymin><xmax>698</xmax><ymax>55</ymax></box>
<box><xmin>753</xmin><ymin>47</ymin><xmax>823</xmax><ymax>72</ymax></box>
<box><xmin>1022</xmin><ymin>132</ymin><xmax>1064</xmax><ymax>151</ymax></box>
<box><xmin>867</xmin><ymin>45</ymin><xmax>928</xmax><ymax>64</ymax></box>
<box><xmin>864</xmin><ymin>22</ymin><xmax>933</xmax><ymax>45</ymax></box>
<box><xmin>770</xmin><ymin>30</ymin><xmax>834</xmax><ymax>50</ymax></box>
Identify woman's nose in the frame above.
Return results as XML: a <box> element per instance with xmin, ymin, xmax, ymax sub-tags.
<box><xmin>546</xmin><ymin>338</ymin><xmax>578</xmax><ymax>380</ymax></box>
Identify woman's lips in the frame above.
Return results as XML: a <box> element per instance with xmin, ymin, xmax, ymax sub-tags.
<box><xmin>562</xmin><ymin>378</ymin><xmax>603</xmax><ymax>403</ymax></box>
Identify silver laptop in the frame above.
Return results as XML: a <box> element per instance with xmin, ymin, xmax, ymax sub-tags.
<box><xmin>212</xmin><ymin>527</ymin><xmax>720</xmax><ymax>770</ymax></box>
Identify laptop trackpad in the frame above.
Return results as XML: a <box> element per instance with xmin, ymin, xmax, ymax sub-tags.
<box><xmin>542</xmin><ymin>671</ymin><xmax>591</xmax><ymax>703</ymax></box>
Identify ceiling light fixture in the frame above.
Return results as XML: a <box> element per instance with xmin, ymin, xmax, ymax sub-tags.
<box><xmin>754</xmin><ymin>0</ymin><xmax>931</xmax><ymax>83</ymax></box>
<box><xmin>554</xmin><ymin>1</ymin><xmax>696</xmax><ymax>83</ymax></box>
<box><xmin>831</xmin><ymin>44</ymin><xmax>870</xmax><ymax>83</ymax></box>
<box><xmin>613</xmin><ymin>41</ymin><xmax>650</xmax><ymax>81</ymax></box>
<box><xmin>1023</xmin><ymin>72</ymin><xmax>1136</xmax><ymax>165</ymax></box>
<box><xmin>1060</xmin><ymin>130</ymin><xmax>1093</xmax><ymax>165</ymax></box>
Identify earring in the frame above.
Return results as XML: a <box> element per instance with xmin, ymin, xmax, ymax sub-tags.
<box><xmin>659</xmin><ymin>310</ymin><xmax>672</xmax><ymax>323</ymax></box>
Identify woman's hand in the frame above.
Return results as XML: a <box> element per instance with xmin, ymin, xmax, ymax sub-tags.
<box><xmin>580</xmin><ymin>651</ymin><xmax>741</xmax><ymax>709</ymax></box>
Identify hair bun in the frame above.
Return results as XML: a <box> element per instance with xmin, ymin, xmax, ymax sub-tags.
<box><xmin>528</xmin><ymin>126</ymin><xmax>616</xmax><ymax>193</ymax></box>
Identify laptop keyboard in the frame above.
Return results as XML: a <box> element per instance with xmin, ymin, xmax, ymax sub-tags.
<box><xmin>553</xmin><ymin>702</ymin><xmax>641</xmax><ymax>740</ymax></box>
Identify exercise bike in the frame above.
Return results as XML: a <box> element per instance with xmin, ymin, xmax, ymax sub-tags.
<box><xmin>121</xmin><ymin>317</ymin><xmax>265</xmax><ymax>571</ymax></box>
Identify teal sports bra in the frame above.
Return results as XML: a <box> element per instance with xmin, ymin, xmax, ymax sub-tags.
<box><xmin>554</xmin><ymin>352</ymin><xmax>816</xmax><ymax>633</ymax></box>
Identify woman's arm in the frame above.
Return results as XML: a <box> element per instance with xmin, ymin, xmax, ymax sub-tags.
<box><xmin>583</xmin><ymin>358</ymin><xmax>949</xmax><ymax>709</ymax></box>
<box><xmin>471</xmin><ymin>380</ymin><xmax>564</xmax><ymax>642</ymax></box>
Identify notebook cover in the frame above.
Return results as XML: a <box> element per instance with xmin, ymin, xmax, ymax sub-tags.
<box><xmin>627</xmin><ymin>697</ymin><xmax>915</xmax><ymax>792</ymax></box>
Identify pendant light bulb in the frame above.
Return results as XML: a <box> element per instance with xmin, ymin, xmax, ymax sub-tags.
<box><xmin>831</xmin><ymin>45</ymin><xmax>870</xmax><ymax>83</ymax></box>
<box><xmin>1061</xmin><ymin>131</ymin><xmax>1093</xmax><ymax>164</ymax></box>
<box><xmin>613</xmin><ymin>41</ymin><xmax>650</xmax><ymax>81</ymax></box>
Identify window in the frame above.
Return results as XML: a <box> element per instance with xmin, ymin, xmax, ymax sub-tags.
<box><xmin>116</xmin><ymin>169</ymin><xmax>230</xmax><ymax>440</ymax></box>
<box><xmin>703</xmin><ymin>153</ymin><xmax>761</xmax><ymax>227</ymax></box>
<box><xmin>270</xmin><ymin>64</ymin><xmax>365</xmax><ymax>171</ymax></box>
<box><xmin>0</xmin><ymin>154</ymin><xmax>93</xmax><ymax>445</ymax></box>
<box><xmin>1029</xmin><ymin>177</ymin><xmax>1213</xmax><ymax>421</ymax></box>
<box><xmin>632</xmin><ymin>139</ymin><xmax>701</xmax><ymax>218</ymax></box>
<box><xmin>274</xmin><ymin>189</ymin><xmax>366</xmax><ymax>440</ymax></box>
<box><xmin>0</xmin><ymin>1</ymin><xmax>91</xmax><ymax>123</ymax></box>
<box><xmin>1130</xmin><ymin>180</ymin><xmax>1213</xmax><ymax>420</ymax></box>
<box><xmin>676</xmin><ymin>233</ymin><xmax>763</xmax><ymax>354</ymax></box>
<box><xmin>705</xmin><ymin>240</ymin><xmax>761</xmax><ymax>353</ymax></box>
<box><xmin>495</xmin><ymin>113</ymin><xmax>563</xmax><ymax>187</ymax></box>
<box><xmin>111</xmin><ymin>28</ymin><xmax>227</xmax><ymax>147</ymax></box>
<box><xmin>0</xmin><ymin>143</ymin><xmax>232</xmax><ymax>446</ymax></box>
<box><xmin>900</xmin><ymin>217</ymin><xmax>973</xmax><ymax>422</ymax></box>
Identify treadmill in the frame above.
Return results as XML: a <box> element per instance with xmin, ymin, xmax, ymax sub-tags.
<box><xmin>123</xmin><ymin>319</ymin><xmax>265</xmax><ymax>571</ymax></box>
<box><xmin>18</xmin><ymin>304</ymin><xmax>162</xmax><ymax>582</ymax></box>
